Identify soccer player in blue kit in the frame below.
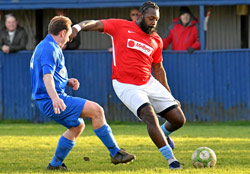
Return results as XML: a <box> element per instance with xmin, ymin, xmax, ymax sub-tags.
<box><xmin>30</xmin><ymin>16</ymin><xmax>135</xmax><ymax>171</ymax></box>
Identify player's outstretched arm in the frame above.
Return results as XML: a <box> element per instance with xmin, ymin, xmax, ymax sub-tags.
<box><xmin>70</xmin><ymin>20</ymin><xmax>104</xmax><ymax>41</ymax></box>
<box><xmin>78</xmin><ymin>20</ymin><xmax>104</xmax><ymax>31</ymax></box>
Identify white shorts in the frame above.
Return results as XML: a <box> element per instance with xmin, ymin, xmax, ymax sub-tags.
<box><xmin>112</xmin><ymin>76</ymin><xmax>178</xmax><ymax>118</ymax></box>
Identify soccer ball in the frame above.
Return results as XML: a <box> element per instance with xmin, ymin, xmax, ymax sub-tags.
<box><xmin>192</xmin><ymin>147</ymin><xmax>217</xmax><ymax>168</ymax></box>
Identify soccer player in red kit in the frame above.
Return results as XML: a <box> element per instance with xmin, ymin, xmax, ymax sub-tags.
<box><xmin>70</xmin><ymin>1</ymin><xmax>186</xmax><ymax>169</ymax></box>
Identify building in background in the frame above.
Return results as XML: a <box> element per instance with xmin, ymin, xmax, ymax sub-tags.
<box><xmin>0</xmin><ymin>0</ymin><xmax>249</xmax><ymax>50</ymax></box>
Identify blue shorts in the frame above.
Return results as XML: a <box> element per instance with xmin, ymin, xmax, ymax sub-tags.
<box><xmin>36</xmin><ymin>94</ymin><xmax>86</xmax><ymax>129</ymax></box>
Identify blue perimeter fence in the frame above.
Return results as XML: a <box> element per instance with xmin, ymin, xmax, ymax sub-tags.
<box><xmin>0</xmin><ymin>50</ymin><xmax>250</xmax><ymax>123</ymax></box>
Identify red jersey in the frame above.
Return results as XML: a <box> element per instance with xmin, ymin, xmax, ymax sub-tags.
<box><xmin>101</xmin><ymin>19</ymin><xmax>163</xmax><ymax>85</ymax></box>
<box><xmin>162</xmin><ymin>18</ymin><xmax>200</xmax><ymax>50</ymax></box>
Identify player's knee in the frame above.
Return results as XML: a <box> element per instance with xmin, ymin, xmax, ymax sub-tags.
<box><xmin>176</xmin><ymin>113</ymin><xmax>186</xmax><ymax>128</ymax></box>
<box><xmin>79</xmin><ymin>121</ymin><xmax>85</xmax><ymax>131</ymax></box>
<box><xmin>76</xmin><ymin>121</ymin><xmax>85</xmax><ymax>134</ymax></box>
<box><xmin>92</xmin><ymin>103</ymin><xmax>104</xmax><ymax>119</ymax></box>
<box><xmin>69</xmin><ymin>122</ymin><xmax>85</xmax><ymax>137</ymax></box>
<box><xmin>139</xmin><ymin>106</ymin><xmax>158</xmax><ymax>126</ymax></box>
<box><xmin>145</xmin><ymin>115</ymin><xmax>158</xmax><ymax>127</ymax></box>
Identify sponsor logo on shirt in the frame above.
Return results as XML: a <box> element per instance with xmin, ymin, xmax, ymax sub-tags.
<box><xmin>127</xmin><ymin>39</ymin><xmax>153</xmax><ymax>56</ymax></box>
<box><xmin>128</xmin><ymin>30</ymin><xmax>136</xmax><ymax>33</ymax></box>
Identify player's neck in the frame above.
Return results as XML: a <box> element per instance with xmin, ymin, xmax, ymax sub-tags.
<box><xmin>51</xmin><ymin>35</ymin><xmax>64</xmax><ymax>48</ymax></box>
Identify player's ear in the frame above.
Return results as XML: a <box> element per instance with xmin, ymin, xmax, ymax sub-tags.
<box><xmin>60</xmin><ymin>29</ymin><xmax>66</xmax><ymax>37</ymax></box>
<box><xmin>136</xmin><ymin>12</ymin><xmax>143</xmax><ymax>23</ymax></box>
<box><xmin>138</xmin><ymin>12</ymin><xmax>143</xmax><ymax>19</ymax></box>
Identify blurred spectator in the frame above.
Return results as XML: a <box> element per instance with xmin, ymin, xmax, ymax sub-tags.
<box><xmin>0</xmin><ymin>11</ymin><xmax>3</xmax><ymax>24</ymax></box>
<box><xmin>129</xmin><ymin>8</ymin><xmax>139</xmax><ymax>21</ymax></box>
<box><xmin>108</xmin><ymin>8</ymin><xmax>139</xmax><ymax>52</ymax></box>
<box><xmin>0</xmin><ymin>13</ymin><xmax>27</xmax><ymax>53</ymax></box>
<box><xmin>162</xmin><ymin>6</ymin><xmax>200</xmax><ymax>54</ymax></box>
<box><xmin>55</xmin><ymin>9</ymin><xmax>80</xmax><ymax>50</ymax></box>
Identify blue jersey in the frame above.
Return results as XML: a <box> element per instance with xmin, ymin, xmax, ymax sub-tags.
<box><xmin>30</xmin><ymin>34</ymin><xmax>68</xmax><ymax>100</ymax></box>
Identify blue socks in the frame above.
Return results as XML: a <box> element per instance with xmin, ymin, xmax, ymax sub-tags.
<box><xmin>50</xmin><ymin>136</ymin><xmax>75</xmax><ymax>167</ymax></box>
<box><xmin>50</xmin><ymin>124</ymin><xmax>119</xmax><ymax>167</ymax></box>
<box><xmin>94</xmin><ymin>124</ymin><xmax>120</xmax><ymax>157</ymax></box>
<box><xmin>159</xmin><ymin>145</ymin><xmax>174</xmax><ymax>160</ymax></box>
<box><xmin>161</xmin><ymin>123</ymin><xmax>172</xmax><ymax>136</ymax></box>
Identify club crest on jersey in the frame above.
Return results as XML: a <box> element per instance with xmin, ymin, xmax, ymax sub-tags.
<box><xmin>59</xmin><ymin>66</ymin><xmax>67</xmax><ymax>78</ymax></box>
<box><xmin>127</xmin><ymin>39</ymin><xmax>153</xmax><ymax>56</ymax></box>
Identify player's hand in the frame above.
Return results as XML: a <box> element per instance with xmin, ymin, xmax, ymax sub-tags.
<box><xmin>69</xmin><ymin>27</ymin><xmax>78</xmax><ymax>42</ymax></box>
<box><xmin>175</xmin><ymin>99</ymin><xmax>181</xmax><ymax>107</ymax></box>
<box><xmin>2</xmin><ymin>45</ymin><xmax>10</xmax><ymax>53</ymax></box>
<box><xmin>67</xmin><ymin>78</ymin><xmax>80</xmax><ymax>90</ymax></box>
<box><xmin>187</xmin><ymin>47</ymin><xmax>195</xmax><ymax>54</ymax></box>
<box><xmin>52</xmin><ymin>98</ymin><xmax>67</xmax><ymax>114</ymax></box>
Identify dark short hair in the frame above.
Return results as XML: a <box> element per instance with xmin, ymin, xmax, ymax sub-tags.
<box><xmin>139</xmin><ymin>1</ymin><xmax>159</xmax><ymax>15</ymax></box>
<box><xmin>48</xmin><ymin>16</ymin><xmax>72</xmax><ymax>36</ymax></box>
<box><xmin>179</xmin><ymin>6</ymin><xmax>192</xmax><ymax>16</ymax></box>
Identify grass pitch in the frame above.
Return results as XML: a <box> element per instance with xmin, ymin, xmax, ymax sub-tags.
<box><xmin>0</xmin><ymin>121</ymin><xmax>250</xmax><ymax>174</ymax></box>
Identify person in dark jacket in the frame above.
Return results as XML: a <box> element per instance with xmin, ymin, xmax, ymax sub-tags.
<box><xmin>0</xmin><ymin>13</ymin><xmax>27</xmax><ymax>53</ymax></box>
<box><xmin>162</xmin><ymin>6</ymin><xmax>200</xmax><ymax>53</ymax></box>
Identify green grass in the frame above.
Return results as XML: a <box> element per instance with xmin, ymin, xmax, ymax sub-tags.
<box><xmin>0</xmin><ymin>122</ymin><xmax>250</xmax><ymax>174</ymax></box>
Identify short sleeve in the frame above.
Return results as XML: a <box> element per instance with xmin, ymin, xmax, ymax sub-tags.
<box><xmin>41</xmin><ymin>47</ymin><xmax>57</xmax><ymax>75</ymax></box>
<box><xmin>101</xmin><ymin>19</ymin><xmax>125</xmax><ymax>36</ymax></box>
<box><xmin>152</xmin><ymin>38</ymin><xmax>163</xmax><ymax>63</ymax></box>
